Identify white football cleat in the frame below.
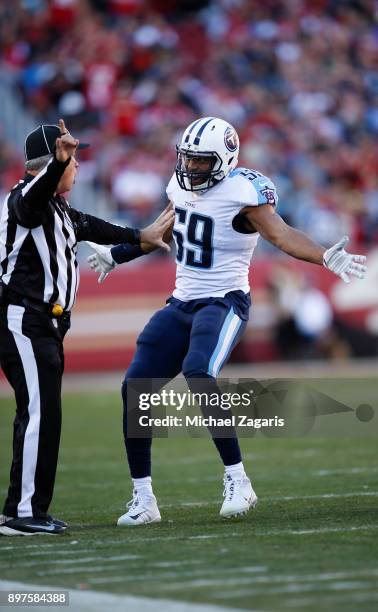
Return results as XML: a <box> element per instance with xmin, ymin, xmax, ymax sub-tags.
<box><xmin>117</xmin><ymin>490</ymin><xmax>161</xmax><ymax>526</ymax></box>
<box><xmin>220</xmin><ymin>473</ymin><xmax>258</xmax><ymax>518</ymax></box>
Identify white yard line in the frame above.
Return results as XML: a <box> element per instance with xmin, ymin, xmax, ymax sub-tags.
<box><xmin>3</xmin><ymin>520</ymin><xmax>376</xmax><ymax>554</ymax></box>
<box><xmin>214</xmin><ymin>581</ymin><xmax>377</xmax><ymax>598</ymax></box>
<box><xmin>314</xmin><ymin>467</ymin><xmax>378</xmax><ymax>476</ymax></box>
<box><xmin>115</xmin><ymin>524</ymin><xmax>378</xmax><ymax>544</ymax></box>
<box><xmin>160</xmin><ymin>490</ymin><xmax>378</xmax><ymax>508</ymax></box>
<box><xmin>36</xmin><ymin>566</ymin><xmax>132</xmax><ymax>575</ymax></box>
<box><xmin>0</xmin><ymin>580</ymin><xmax>252</xmax><ymax>612</ymax></box>
<box><xmin>185</xmin><ymin>569</ymin><xmax>378</xmax><ymax>588</ymax></box>
<box><xmin>17</xmin><ymin>549</ymin><xmax>94</xmax><ymax>557</ymax></box>
<box><xmin>36</xmin><ymin>566</ymin><xmax>268</xmax><ymax>580</ymax></box>
<box><xmin>87</xmin><ymin>568</ymin><xmax>268</xmax><ymax>586</ymax></box>
<box><xmin>0</xmin><ymin>542</ymin><xmax>80</xmax><ymax>551</ymax></box>
<box><xmin>10</xmin><ymin>486</ymin><xmax>360</xmax><ymax>516</ymax></box>
<box><xmin>0</xmin><ymin>554</ymin><xmax>140</xmax><ymax>570</ymax></box>
<box><xmin>99</xmin><ymin>568</ymin><xmax>378</xmax><ymax>594</ymax></box>
<box><xmin>152</xmin><ymin>560</ymin><xmax>205</xmax><ymax>568</ymax></box>
<box><xmin>24</xmin><ymin>524</ymin><xmax>378</xmax><ymax>553</ymax></box>
<box><xmin>290</xmin><ymin>525</ymin><xmax>378</xmax><ymax>535</ymax></box>
<box><xmin>284</xmin><ymin>592</ymin><xmax>378</xmax><ymax>607</ymax></box>
<box><xmin>167</xmin><ymin>580</ymin><xmax>377</xmax><ymax>594</ymax></box>
<box><xmin>270</xmin><ymin>491</ymin><xmax>378</xmax><ymax>501</ymax></box>
<box><xmin>34</xmin><ymin>523</ymin><xmax>378</xmax><ymax>549</ymax></box>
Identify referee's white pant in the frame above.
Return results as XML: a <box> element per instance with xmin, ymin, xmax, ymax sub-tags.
<box><xmin>0</xmin><ymin>304</ymin><xmax>70</xmax><ymax>519</ymax></box>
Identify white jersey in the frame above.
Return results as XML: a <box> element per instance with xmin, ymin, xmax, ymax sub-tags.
<box><xmin>166</xmin><ymin>167</ymin><xmax>278</xmax><ymax>301</ymax></box>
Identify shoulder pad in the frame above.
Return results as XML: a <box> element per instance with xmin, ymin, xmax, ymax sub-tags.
<box><xmin>230</xmin><ymin>168</ymin><xmax>278</xmax><ymax>206</ymax></box>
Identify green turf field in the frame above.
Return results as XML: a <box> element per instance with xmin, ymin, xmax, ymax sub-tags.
<box><xmin>0</xmin><ymin>386</ymin><xmax>377</xmax><ymax>611</ymax></box>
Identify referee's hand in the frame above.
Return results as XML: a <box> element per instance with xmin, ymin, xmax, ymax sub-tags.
<box><xmin>55</xmin><ymin>119</ymin><xmax>79</xmax><ymax>162</ymax></box>
<box><xmin>140</xmin><ymin>204</ymin><xmax>175</xmax><ymax>253</ymax></box>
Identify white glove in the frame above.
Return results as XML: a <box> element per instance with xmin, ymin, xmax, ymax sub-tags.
<box><xmin>86</xmin><ymin>242</ymin><xmax>116</xmax><ymax>284</ymax></box>
<box><xmin>323</xmin><ymin>236</ymin><xmax>367</xmax><ymax>283</ymax></box>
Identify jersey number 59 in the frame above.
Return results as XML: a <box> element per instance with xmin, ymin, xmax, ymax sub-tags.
<box><xmin>173</xmin><ymin>207</ymin><xmax>214</xmax><ymax>269</ymax></box>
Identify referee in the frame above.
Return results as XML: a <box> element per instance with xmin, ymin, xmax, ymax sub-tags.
<box><xmin>0</xmin><ymin>120</ymin><xmax>173</xmax><ymax>536</ymax></box>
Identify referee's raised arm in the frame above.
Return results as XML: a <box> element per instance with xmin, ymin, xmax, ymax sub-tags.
<box><xmin>14</xmin><ymin>120</ymin><xmax>78</xmax><ymax>225</ymax></box>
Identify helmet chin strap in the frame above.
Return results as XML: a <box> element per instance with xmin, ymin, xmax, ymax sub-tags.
<box><xmin>186</xmin><ymin>169</ymin><xmax>225</xmax><ymax>192</ymax></box>
<box><xmin>182</xmin><ymin>171</ymin><xmax>209</xmax><ymax>191</ymax></box>
<box><xmin>192</xmin><ymin>178</ymin><xmax>210</xmax><ymax>190</ymax></box>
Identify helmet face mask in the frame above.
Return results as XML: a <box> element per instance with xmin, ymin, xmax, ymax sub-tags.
<box><xmin>175</xmin><ymin>117</ymin><xmax>239</xmax><ymax>192</ymax></box>
<box><xmin>175</xmin><ymin>147</ymin><xmax>222</xmax><ymax>192</ymax></box>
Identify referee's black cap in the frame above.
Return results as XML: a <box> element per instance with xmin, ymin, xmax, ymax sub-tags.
<box><xmin>24</xmin><ymin>124</ymin><xmax>90</xmax><ymax>161</ymax></box>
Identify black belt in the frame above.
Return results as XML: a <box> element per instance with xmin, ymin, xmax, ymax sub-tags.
<box><xmin>0</xmin><ymin>283</ymin><xmax>70</xmax><ymax>319</ymax></box>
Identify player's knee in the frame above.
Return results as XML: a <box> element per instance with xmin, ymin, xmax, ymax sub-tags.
<box><xmin>182</xmin><ymin>351</ymin><xmax>210</xmax><ymax>379</ymax></box>
<box><xmin>122</xmin><ymin>363</ymin><xmax>150</xmax><ymax>413</ymax></box>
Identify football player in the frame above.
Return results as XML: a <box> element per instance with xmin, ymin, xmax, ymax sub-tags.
<box><xmin>88</xmin><ymin>117</ymin><xmax>367</xmax><ymax>525</ymax></box>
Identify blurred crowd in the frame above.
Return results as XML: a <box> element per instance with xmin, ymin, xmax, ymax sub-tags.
<box><xmin>267</xmin><ymin>264</ymin><xmax>378</xmax><ymax>360</ymax></box>
<box><xmin>0</xmin><ymin>0</ymin><xmax>377</xmax><ymax>246</ymax></box>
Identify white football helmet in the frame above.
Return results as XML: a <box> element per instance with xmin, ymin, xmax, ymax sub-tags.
<box><xmin>175</xmin><ymin>117</ymin><xmax>239</xmax><ymax>191</ymax></box>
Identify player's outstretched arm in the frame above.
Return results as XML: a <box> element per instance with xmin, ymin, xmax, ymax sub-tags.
<box><xmin>86</xmin><ymin>203</ymin><xmax>174</xmax><ymax>283</ymax></box>
<box><xmin>243</xmin><ymin>205</ymin><xmax>367</xmax><ymax>283</ymax></box>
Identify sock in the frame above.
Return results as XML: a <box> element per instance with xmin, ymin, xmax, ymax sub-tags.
<box><xmin>132</xmin><ymin>476</ymin><xmax>153</xmax><ymax>497</ymax></box>
<box><xmin>213</xmin><ymin>437</ymin><xmax>242</xmax><ymax>466</ymax></box>
<box><xmin>224</xmin><ymin>461</ymin><xmax>245</xmax><ymax>479</ymax></box>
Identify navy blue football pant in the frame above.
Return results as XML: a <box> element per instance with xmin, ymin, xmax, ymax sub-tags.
<box><xmin>122</xmin><ymin>300</ymin><xmax>247</xmax><ymax>478</ymax></box>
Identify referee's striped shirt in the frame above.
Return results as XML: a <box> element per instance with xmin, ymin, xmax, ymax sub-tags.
<box><xmin>0</xmin><ymin>156</ymin><xmax>139</xmax><ymax>312</ymax></box>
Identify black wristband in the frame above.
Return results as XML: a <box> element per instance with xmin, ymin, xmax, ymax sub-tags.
<box><xmin>111</xmin><ymin>243</ymin><xmax>145</xmax><ymax>264</ymax></box>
